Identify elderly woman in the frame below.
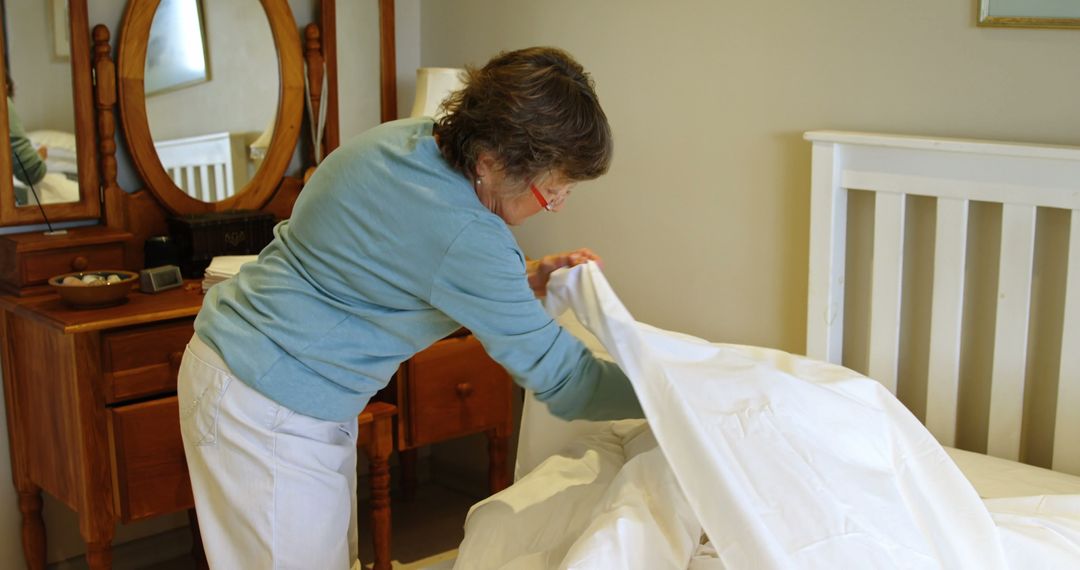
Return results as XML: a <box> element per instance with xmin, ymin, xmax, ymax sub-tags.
<box><xmin>178</xmin><ymin>47</ymin><xmax>642</xmax><ymax>568</ymax></box>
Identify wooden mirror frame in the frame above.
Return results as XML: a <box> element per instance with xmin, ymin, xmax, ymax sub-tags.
<box><xmin>0</xmin><ymin>0</ymin><xmax>101</xmax><ymax>226</ymax></box>
<box><xmin>117</xmin><ymin>0</ymin><xmax>304</xmax><ymax>215</ymax></box>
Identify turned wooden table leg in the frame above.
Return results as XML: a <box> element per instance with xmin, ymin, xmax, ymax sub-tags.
<box><xmin>360</xmin><ymin>409</ymin><xmax>394</xmax><ymax>570</ymax></box>
<box><xmin>80</xmin><ymin>509</ymin><xmax>116</xmax><ymax>570</ymax></box>
<box><xmin>85</xmin><ymin>539</ymin><xmax>114</xmax><ymax>570</ymax></box>
<box><xmin>17</xmin><ymin>487</ymin><xmax>46</xmax><ymax>570</ymax></box>
<box><xmin>487</xmin><ymin>428</ymin><xmax>510</xmax><ymax>494</ymax></box>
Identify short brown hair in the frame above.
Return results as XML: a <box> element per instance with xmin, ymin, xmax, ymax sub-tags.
<box><xmin>434</xmin><ymin>47</ymin><xmax>613</xmax><ymax>186</ymax></box>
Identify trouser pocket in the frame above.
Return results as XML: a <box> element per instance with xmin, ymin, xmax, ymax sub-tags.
<box><xmin>177</xmin><ymin>347</ymin><xmax>233</xmax><ymax>446</ymax></box>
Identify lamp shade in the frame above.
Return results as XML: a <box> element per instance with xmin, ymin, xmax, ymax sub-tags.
<box><xmin>410</xmin><ymin>67</ymin><xmax>465</xmax><ymax>119</ymax></box>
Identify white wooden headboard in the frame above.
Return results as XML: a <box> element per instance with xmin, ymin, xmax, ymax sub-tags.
<box><xmin>154</xmin><ymin>132</ymin><xmax>251</xmax><ymax>202</ymax></box>
<box><xmin>805</xmin><ymin>131</ymin><xmax>1080</xmax><ymax>475</ymax></box>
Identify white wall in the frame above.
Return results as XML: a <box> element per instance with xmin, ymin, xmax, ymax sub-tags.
<box><xmin>419</xmin><ymin>0</ymin><xmax>1080</xmax><ymax>354</ymax></box>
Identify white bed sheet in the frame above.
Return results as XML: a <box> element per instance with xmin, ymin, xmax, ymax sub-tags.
<box><xmin>453</xmin><ymin>264</ymin><xmax>1080</xmax><ymax>569</ymax></box>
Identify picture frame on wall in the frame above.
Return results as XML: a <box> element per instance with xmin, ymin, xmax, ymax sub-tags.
<box><xmin>145</xmin><ymin>0</ymin><xmax>210</xmax><ymax>96</ymax></box>
<box><xmin>50</xmin><ymin>0</ymin><xmax>69</xmax><ymax>59</ymax></box>
<box><xmin>978</xmin><ymin>0</ymin><xmax>1080</xmax><ymax>28</ymax></box>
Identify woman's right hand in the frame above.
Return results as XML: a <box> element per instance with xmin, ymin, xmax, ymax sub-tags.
<box><xmin>527</xmin><ymin>248</ymin><xmax>603</xmax><ymax>297</ymax></box>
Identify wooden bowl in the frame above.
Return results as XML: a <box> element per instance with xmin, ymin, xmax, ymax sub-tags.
<box><xmin>49</xmin><ymin>270</ymin><xmax>138</xmax><ymax>309</ymax></box>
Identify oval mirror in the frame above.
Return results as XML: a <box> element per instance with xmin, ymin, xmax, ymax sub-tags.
<box><xmin>118</xmin><ymin>0</ymin><xmax>303</xmax><ymax>215</ymax></box>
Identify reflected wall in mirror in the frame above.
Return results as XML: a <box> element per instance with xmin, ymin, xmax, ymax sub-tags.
<box><xmin>145</xmin><ymin>0</ymin><xmax>277</xmax><ymax>203</ymax></box>
<box><xmin>5</xmin><ymin>0</ymin><xmax>80</xmax><ymax>208</ymax></box>
<box><xmin>145</xmin><ymin>0</ymin><xmax>208</xmax><ymax>95</ymax></box>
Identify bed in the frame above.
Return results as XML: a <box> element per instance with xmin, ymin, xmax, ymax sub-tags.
<box><xmin>447</xmin><ymin>132</ymin><xmax>1080</xmax><ymax>569</ymax></box>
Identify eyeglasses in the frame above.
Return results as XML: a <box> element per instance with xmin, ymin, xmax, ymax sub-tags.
<box><xmin>530</xmin><ymin>183</ymin><xmax>572</xmax><ymax>212</ymax></box>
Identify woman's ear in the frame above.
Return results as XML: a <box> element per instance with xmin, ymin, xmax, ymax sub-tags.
<box><xmin>474</xmin><ymin>152</ymin><xmax>498</xmax><ymax>182</ymax></box>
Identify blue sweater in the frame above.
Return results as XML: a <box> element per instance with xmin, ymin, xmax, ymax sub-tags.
<box><xmin>195</xmin><ymin>118</ymin><xmax>642</xmax><ymax>422</ymax></box>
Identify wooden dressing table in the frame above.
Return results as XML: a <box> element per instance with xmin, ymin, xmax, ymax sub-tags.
<box><xmin>0</xmin><ymin>1</ymin><xmax>513</xmax><ymax>568</ymax></box>
<box><xmin>0</xmin><ymin>282</ymin><xmax>399</xmax><ymax>568</ymax></box>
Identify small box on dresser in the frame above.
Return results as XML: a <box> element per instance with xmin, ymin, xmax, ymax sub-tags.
<box><xmin>167</xmin><ymin>211</ymin><xmax>276</xmax><ymax>278</ymax></box>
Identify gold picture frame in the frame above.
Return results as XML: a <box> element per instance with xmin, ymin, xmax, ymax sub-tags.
<box><xmin>145</xmin><ymin>0</ymin><xmax>210</xmax><ymax>96</ymax></box>
<box><xmin>978</xmin><ymin>0</ymin><xmax>1080</xmax><ymax>29</ymax></box>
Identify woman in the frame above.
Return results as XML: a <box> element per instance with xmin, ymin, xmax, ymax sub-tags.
<box><xmin>179</xmin><ymin>46</ymin><xmax>642</xmax><ymax>568</ymax></box>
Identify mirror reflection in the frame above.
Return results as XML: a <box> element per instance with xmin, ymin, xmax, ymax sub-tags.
<box><xmin>6</xmin><ymin>0</ymin><xmax>81</xmax><ymax>208</ymax></box>
<box><xmin>146</xmin><ymin>0</ymin><xmax>278</xmax><ymax>203</ymax></box>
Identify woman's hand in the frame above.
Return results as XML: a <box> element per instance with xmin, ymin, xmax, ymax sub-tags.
<box><xmin>526</xmin><ymin>248</ymin><xmax>603</xmax><ymax>297</ymax></box>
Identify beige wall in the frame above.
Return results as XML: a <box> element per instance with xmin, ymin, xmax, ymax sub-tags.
<box><xmin>419</xmin><ymin>0</ymin><xmax>1080</xmax><ymax>353</ymax></box>
<box><xmin>5</xmin><ymin>0</ymin><xmax>76</xmax><ymax>133</ymax></box>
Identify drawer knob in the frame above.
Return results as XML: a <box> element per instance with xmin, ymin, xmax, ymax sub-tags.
<box><xmin>70</xmin><ymin>256</ymin><xmax>89</xmax><ymax>271</ymax></box>
<box><xmin>168</xmin><ymin>351</ymin><xmax>183</xmax><ymax>371</ymax></box>
<box><xmin>455</xmin><ymin>382</ymin><xmax>474</xmax><ymax>398</ymax></box>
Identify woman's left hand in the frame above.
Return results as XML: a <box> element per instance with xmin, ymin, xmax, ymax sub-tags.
<box><xmin>526</xmin><ymin>248</ymin><xmax>603</xmax><ymax>297</ymax></box>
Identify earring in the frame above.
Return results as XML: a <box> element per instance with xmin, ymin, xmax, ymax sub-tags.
<box><xmin>476</xmin><ymin>178</ymin><xmax>482</xmax><ymax>185</ymax></box>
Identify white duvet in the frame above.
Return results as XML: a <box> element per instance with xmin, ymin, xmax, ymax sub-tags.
<box><xmin>454</xmin><ymin>263</ymin><xmax>1080</xmax><ymax>569</ymax></box>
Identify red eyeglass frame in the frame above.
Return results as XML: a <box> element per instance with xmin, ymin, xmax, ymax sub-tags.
<box><xmin>530</xmin><ymin>184</ymin><xmax>553</xmax><ymax>212</ymax></box>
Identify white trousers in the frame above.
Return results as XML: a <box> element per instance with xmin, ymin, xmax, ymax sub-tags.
<box><xmin>178</xmin><ymin>334</ymin><xmax>361</xmax><ymax>570</ymax></box>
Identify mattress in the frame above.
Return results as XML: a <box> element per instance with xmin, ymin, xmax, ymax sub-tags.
<box><xmin>946</xmin><ymin>446</ymin><xmax>1080</xmax><ymax>499</ymax></box>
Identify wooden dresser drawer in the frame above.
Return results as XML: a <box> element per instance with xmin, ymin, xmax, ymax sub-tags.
<box><xmin>0</xmin><ymin>226</ymin><xmax>131</xmax><ymax>296</ymax></box>
<box><xmin>102</xmin><ymin>319</ymin><xmax>195</xmax><ymax>403</ymax></box>
<box><xmin>22</xmin><ymin>243</ymin><xmax>125</xmax><ymax>285</ymax></box>
<box><xmin>107</xmin><ymin>396</ymin><xmax>194</xmax><ymax>522</ymax></box>
<box><xmin>399</xmin><ymin>335</ymin><xmax>511</xmax><ymax>448</ymax></box>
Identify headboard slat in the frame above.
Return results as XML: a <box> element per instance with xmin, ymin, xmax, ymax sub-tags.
<box><xmin>868</xmin><ymin>193</ymin><xmax>906</xmax><ymax>393</ymax></box>
<box><xmin>1053</xmin><ymin>210</ymin><xmax>1080</xmax><ymax>475</ymax></box>
<box><xmin>199</xmin><ymin>166</ymin><xmax>212</xmax><ymax>202</ymax></box>
<box><xmin>184</xmin><ymin>166</ymin><xmax>198</xmax><ymax>200</ymax></box>
<box><xmin>214</xmin><ymin>164</ymin><xmax>227</xmax><ymax>201</ymax></box>
<box><xmin>987</xmin><ymin>204</ymin><xmax>1037</xmax><ymax>461</ymax></box>
<box><xmin>925</xmin><ymin>198</ymin><xmax>969</xmax><ymax>446</ymax></box>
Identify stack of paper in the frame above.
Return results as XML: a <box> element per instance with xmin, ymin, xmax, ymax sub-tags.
<box><xmin>202</xmin><ymin>255</ymin><xmax>258</xmax><ymax>292</ymax></box>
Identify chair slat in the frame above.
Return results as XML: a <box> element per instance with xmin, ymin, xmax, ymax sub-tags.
<box><xmin>1054</xmin><ymin>209</ymin><xmax>1080</xmax><ymax>475</ymax></box>
<box><xmin>987</xmin><ymin>204</ymin><xmax>1037</xmax><ymax>460</ymax></box>
<box><xmin>806</xmin><ymin>142</ymin><xmax>847</xmax><ymax>364</ymax></box>
<box><xmin>868</xmin><ymin>193</ymin><xmax>906</xmax><ymax>393</ymax></box>
<box><xmin>925</xmin><ymin>198</ymin><xmax>969</xmax><ymax>445</ymax></box>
